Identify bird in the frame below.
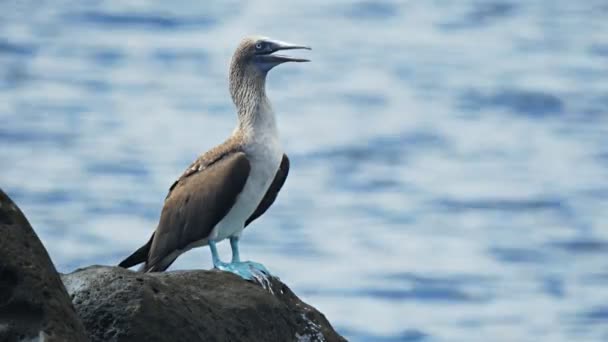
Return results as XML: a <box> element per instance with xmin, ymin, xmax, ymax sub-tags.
<box><xmin>118</xmin><ymin>36</ymin><xmax>310</xmax><ymax>279</ymax></box>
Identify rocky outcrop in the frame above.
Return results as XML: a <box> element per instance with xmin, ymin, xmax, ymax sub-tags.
<box><xmin>0</xmin><ymin>189</ymin><xmax>344</xmax><ymax>342</ymax></box>
<box><xmin>0</xmin><ymin>189</ymin><xmax>89</xmax><ymax>342</ymax></box>
<box><xmin>61</xmin><ymin>266</ymin><xmax>345</xmax><ymax>342</ymax></box>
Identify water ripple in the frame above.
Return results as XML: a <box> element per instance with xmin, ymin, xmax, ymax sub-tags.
<box><xmin>460</xmin><ymin>89</ymin><xmax>564</xmax><ymax>117</ymax></box>
<box><xmin>581</xmin><ymin>306</ymin><xmax>608</xmax><ymax>323</ymax></box>
<box><xmin>441</xmin><ymin>1</ymin><xmax>518</xmax><ymax>29</ymax></box>
<box><xmin>550</xmin><ymin>239</ymin><xmax>608</xmax><ymax>254</ymax></box>
<box><xmin>0</xmin><ymin>40</ymin><xmax>37</xmax><ymax>56</ymax></box>
<box><xmin>340</xmin><ymin>2</ymin><xmax>399</xmax><ymax>20</ymax></box>
<box><xmin>435</xmin><ymin>197</ymin><xmax>564</xmax><ymax>212</ymax></box>
<box><xmin>66</xmin><ymin>11</ymin><xmax>216</xmax><ymax>30</ymax></box>
<box><xmin>489</xmin><ymin>247</ymin><xmax>547</xmax><ymax>264</ymax></box>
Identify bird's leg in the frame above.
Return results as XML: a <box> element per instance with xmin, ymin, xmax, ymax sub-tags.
<box><xmin>229</xmin><ymin>235</ymin><xmax>269</xmax><ymax>273</ymax></box>
<box><xmin>230</xmin><ymin>235</ymin><xmax>241</xmax><ymax>263</ymax></box>
<box><xmin>208</xmin><ymin>240</ymin><xmax>229</xmax><ymax>268</ymax></box>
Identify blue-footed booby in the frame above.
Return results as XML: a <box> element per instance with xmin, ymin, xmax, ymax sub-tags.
<box><xmin>118</xmin><ymin>36</ymin><xmax>310</xmax><ymax>279</ymax></box>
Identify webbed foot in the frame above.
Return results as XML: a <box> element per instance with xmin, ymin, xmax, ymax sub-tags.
<box><xmin>215</xmin><ymin>260</ymin><xmax>271</xmax><ymax>281</ymax></box>
<box><xmin>209</xmin><ymin>239</ymin><xmax>273</xmax><ymax>290</ymax></box>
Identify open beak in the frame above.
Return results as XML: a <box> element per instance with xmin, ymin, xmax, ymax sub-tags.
<box><xmin>259</xmin><ymin>40</ymin><xmax>311</xmax><ymax>64</ymax></box>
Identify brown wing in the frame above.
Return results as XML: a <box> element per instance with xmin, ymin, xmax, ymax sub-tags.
<box><xmin>166</xmin><ymin>141</ymin><xmax>241</xmax><ymax>200</ymax></box>
<box><xmin>120</xmin><ymin>152</ymin><xmax>250</xmax><ymax>272</ymax></box>
<box><xmin>245</xmin><ymin>154</ymin><xmax>289</xmax><ymax>227</ymax></box>
<box><xmin>118</xmin><ymin>137</ymin><xmax>245</xmax><ymax>270</ymax></box>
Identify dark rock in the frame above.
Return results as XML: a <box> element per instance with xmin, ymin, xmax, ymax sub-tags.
<box><xmin>61</xmin><ymin>265</ymin><xmax>345</xmax><ymax>342</ymax></box>
<box><xmin>0</xmin><ymin>189</ymin><xmax>89</xmax><ymax>342</ymax></box>
<box><xmin>0</xmin><ymin>189</ymin><xmax>344</xmax><ymax>341</ymax></box>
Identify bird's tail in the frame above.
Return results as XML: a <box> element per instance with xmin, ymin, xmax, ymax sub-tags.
<box><xmin>118</xmin><ymin>233</ymin><xmax>155</xmax><ymax>271</ymax></box>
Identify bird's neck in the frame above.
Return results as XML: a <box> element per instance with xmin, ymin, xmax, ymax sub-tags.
<box><xmin>229</xmin><ymin>67</ymin><xmax>278</xmax><ymax>138</ymax></box>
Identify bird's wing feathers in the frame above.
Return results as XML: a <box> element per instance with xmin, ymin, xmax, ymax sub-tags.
<box><xmin>166</xmin><ymin>147</ymin><xmax>238</xmax><ymax>199</ymax></box>
<box><xmin>144</xmin><ymin>151</ymin><xmax>250</xmax><ymax>271</ymax></box>
<box><xmin>245</xmin><ymin>154</ymin><xmax>289</xmax><ymax>226</ymax></box>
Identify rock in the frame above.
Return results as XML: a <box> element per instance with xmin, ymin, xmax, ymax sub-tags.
<box><xmin>61</xmin><ymin>266</ymin><xmax>346</xmax><ymax>342</ymax></box>
<box><xmin>0</xmin><ymin>189</ymin><xmax>89</xmax><ymax>342</ymax></box>
<box><xmin>0</xmin><ymin>189</ymin><xmax>344</xmax><ymax>342</ymax></box>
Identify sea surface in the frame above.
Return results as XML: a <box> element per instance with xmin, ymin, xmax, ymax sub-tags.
<box><xmin>1</xmin><ymin>1</ymin><xmax>608</xmax><ymax>341</ymax></box>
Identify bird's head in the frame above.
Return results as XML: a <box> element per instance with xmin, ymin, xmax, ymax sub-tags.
<box><xmin>231</xmin><ymin>36</ymin><xmax>311</xmax><ymax>75</ymax></box>
<box><xmin>229</xmin><ymin>36</ymin><xmax>310</xmax><ymax>115</ymax></box>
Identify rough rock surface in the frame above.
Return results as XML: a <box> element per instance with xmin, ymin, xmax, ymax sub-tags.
<box><xmin>0</xmin><ymin>189</ymin><xmax>89</xmax><ymax>342</ymax></box>
<box><xmin>61</xmin><ymin>265</ymin><xmax>345</xmax><ymax>342</ymax></box>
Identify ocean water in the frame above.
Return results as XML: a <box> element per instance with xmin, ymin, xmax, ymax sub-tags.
<box><xmin>1</xmin><ymin>0</ymin><xmax>608</xmax><ymax>341</ymax></box>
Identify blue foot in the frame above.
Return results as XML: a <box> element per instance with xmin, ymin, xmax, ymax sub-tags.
<box><xmin>209</xmin><ymin>239</ymin><xmax>273</xmax><ymax>290</ymax></box>
<box><xmin>215</xmin><ymin>260</ymin><xmax>271</xmax><ymax>281</ymax></box>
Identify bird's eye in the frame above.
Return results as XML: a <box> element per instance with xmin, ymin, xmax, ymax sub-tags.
<box><xmin>255</xmin><ymin>42</ymin><xmax>264</xmax><ymax>50</ymax></box>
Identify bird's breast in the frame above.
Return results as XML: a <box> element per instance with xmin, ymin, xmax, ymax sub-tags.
<box><xmin>240</xmin><ymin>136</ymin><xmax>283</xmax><ymax>210</ymax></box>
<box><xmin>210</xmin><ymin>135</ymin><xmax>282</xmax><ymax>241</ymax></box>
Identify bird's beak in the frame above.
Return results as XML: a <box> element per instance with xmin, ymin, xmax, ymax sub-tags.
<box><xmin>259</xmin><ymin>40</ymin><xmax>311</xmax><ymax>64</ymax></box>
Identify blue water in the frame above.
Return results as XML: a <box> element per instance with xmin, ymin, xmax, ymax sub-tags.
<box><xmin>2</xmin><ymin>1</ymin><xmax>608</xmax><ymax>341</ymax></box>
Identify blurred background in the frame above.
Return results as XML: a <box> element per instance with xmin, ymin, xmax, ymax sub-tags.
<box><xmin>1</xmin><ymin>0</ymin><xmax>608</xmax><ymax>341</ymax></box>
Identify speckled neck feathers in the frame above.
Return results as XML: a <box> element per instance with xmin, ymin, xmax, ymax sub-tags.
<box><xmin>229</xmin><ymin>53</ymin><xmax>276</xmax><ymax>135</ymax></box>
